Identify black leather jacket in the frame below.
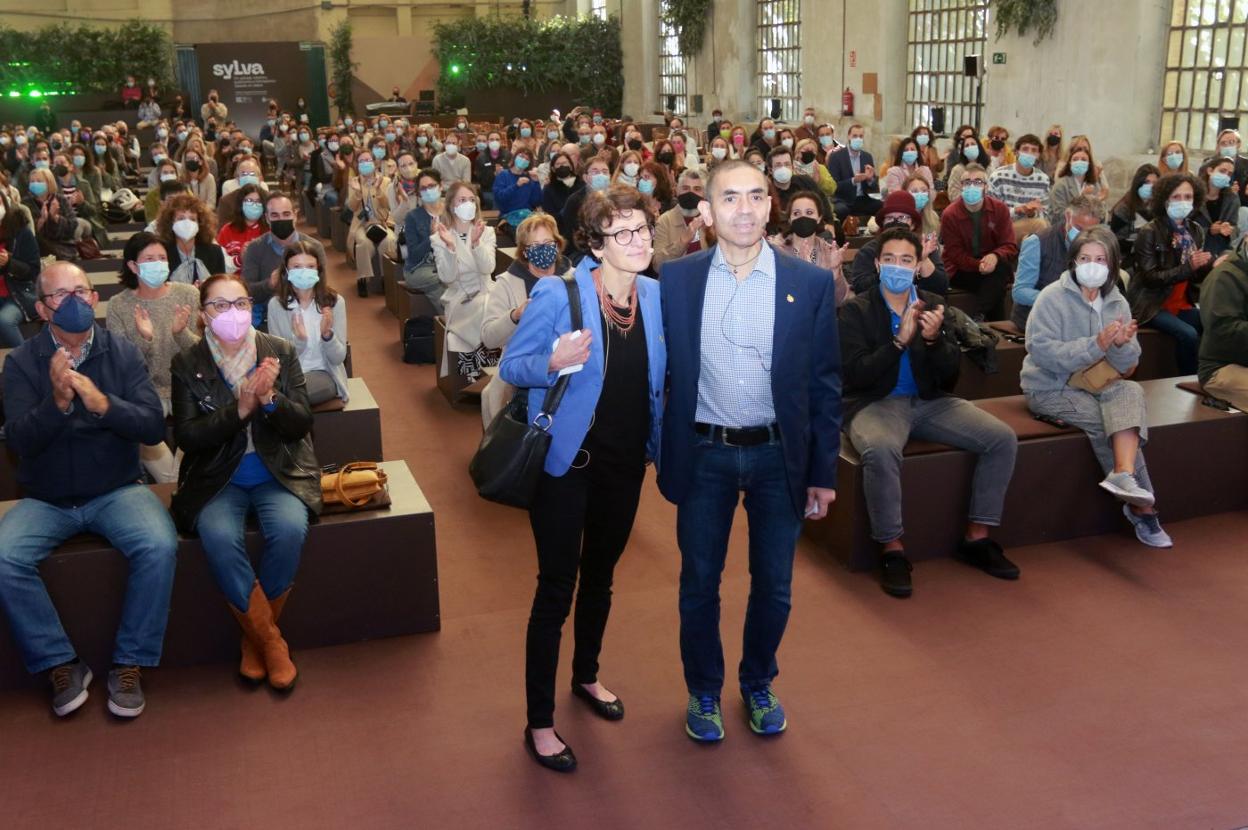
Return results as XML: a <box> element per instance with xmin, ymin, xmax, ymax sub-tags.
<box><xmin>169</xmin><ymin>332</ymin><xmax>322</xmax><ymax>534</ymax></box>
<box><xmin>1128</xmin><ymin>218</ymin><xmax>1210</xmax><ymax>325</ymax></box>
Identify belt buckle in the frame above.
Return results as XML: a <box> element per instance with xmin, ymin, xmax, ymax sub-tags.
<box><xmin>719</xmin><ymin>426</ymin><xmax>740</xmax><ymax>448</ymax></box>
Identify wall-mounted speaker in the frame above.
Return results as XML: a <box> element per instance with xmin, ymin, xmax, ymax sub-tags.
<box><xmin>964</xmin><ymin>55</ymin><xmax>981</xmax><ymax>77</ymax></box>
<box><xmin>770</xmin><ymin>98</ymin><xmax>781</xmax><ymax>119</ymax></box>
<box><xmin>1218</xmin><ymin>115</ymin><xmax>1240</xmax><ymax>134</ymax></box>
<box><xmin>666</xmin><ymin>95</ymin><xmax>677</xmax><ymax>113</ymax></box>
<box><xmin>691</xmin><ymin>94</ymin><xmax>703</xmax><ymax>113</ymax></box>
<box><xmin>931</xmin><ymin>106</ymin><xmax>946</xmax><ymax>135</ymax></box>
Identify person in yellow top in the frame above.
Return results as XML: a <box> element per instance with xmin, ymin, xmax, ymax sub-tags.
<box><xmin>792</xmin><ymin>138</ymin><xmax>837</xmax><ymax>203</ymax></box>
<box><xmin>345</xmin><ymin>148</ymin><xmax>393</xmax><ymax>285</ymax></box>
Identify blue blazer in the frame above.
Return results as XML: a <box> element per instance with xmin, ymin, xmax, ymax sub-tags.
<box><xmin>657</xmin><ymin>245</ymin><xmax>843</xmax><ymax>518</ymax></box>
<box><xmin>827</xmin><ymin>148</ymin><xmax>879</xmax><ymax>197</ymax></box>
<box><xmin>499</xmin><ymin>257</ymin><xmax>666</xmax><ymax>476</ymax></box>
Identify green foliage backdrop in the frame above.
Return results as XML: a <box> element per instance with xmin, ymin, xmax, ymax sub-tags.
<box><xmin>661</xmin><ymin>0</ymin><xmax>713</xmax><ymax>57</ymax></box>
<box><xmin>329</xmin><ymin>19</ymin><xmax>357</xmax><ymax>118</ymax></box>
<box><xmin>993</xmin><ymin>0</ymin><xmax>1059</xmax><ymax>45</ymax></box>
<box><xmin>432</xmin><ymin>15</ymin><xmax>622</xmax><ymax>114</ymax></box>
<box><xmin>0</xmin><ymin>21</ymin><xmax>174</xmax><ymax>95</ymax></box>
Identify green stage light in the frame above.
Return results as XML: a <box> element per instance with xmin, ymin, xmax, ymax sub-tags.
<box><xmin>28</xmin><ymin>90</ymin><xmax>41</xmax><ymax>97</ymax></box>
<box><xmin>450</xmin><ymin>63</ymin><xmax>461</xmax><ymax>75</ymax></box>
<box><xmin>6</xmin><ymin>91</ymin><xmax>19</xmax><ymax>98</ymax></box>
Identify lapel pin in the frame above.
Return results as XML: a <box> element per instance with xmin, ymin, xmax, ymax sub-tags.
<box><xmin>786</xmin><ymin>294</ymin><xmax>795</xmax><ymax>303</ymax></box>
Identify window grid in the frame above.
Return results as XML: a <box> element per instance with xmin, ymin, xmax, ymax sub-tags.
<box><xmin>659</xmin><ymin>1</ymin><xmax>688</xmax><ymax>116</ymax></box>
<box><xmin>905</xmin><ymin>0</ymin><xmax>989</xmax><ymax>133</ymax></box>
<box><xmin>756</xmin><ymin>0</ymin><xmax>801</xmax><ymax>123</ymax></box>
<box><xmin>1162</xmin><ymin>0</ymin><xmax>1248</xmax><ymax>154</ymax></box>
<box><xmin>591</xmin><ymin>0</ymin><xmax>607</xmax><ymax>20</ymax></box>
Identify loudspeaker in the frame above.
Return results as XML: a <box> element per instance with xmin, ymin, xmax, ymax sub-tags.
<box><xmin>770</xmin><ymin>98</ymin><xmax>781</xmax><ymax>119</ymax></box>
<box><xmin>931</xmin><ymin>106</ymin><xmax>946</xmax><ymax>135</ymax></box>
<box><xmin>964</xmin><ymin>55</ymin><xmax>981</xmax><ymax>77</ymax></box>
<box><xmin>691</xmin><ymin>94</ymin><xmax>703</xmax><ymax>113</ymax></box>
<box><xmin>1219</xmin><ymin>115</ymin><xmax>1240</xmax><ymax>134</ymax></box>
<box><xmin>666</xmin><ymin>95</ymin><xmax>677</xmax><ymax>113</ymax></box>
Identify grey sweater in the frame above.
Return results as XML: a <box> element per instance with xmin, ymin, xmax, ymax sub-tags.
<box><xmin>1020</xmin><ymin>271</ymin><xmax>1141</xmax><ymax>393</ymax></box>
<box><xmin>105</xmin><ymin>283</ymin><xmax>202</xmax><ymax>403</ymax></box>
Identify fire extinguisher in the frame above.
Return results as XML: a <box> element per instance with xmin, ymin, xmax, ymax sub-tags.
<box><xmin>841</xmin><ymin>87</ymin><xmax>854</xmax><ymax>117</ymax></box>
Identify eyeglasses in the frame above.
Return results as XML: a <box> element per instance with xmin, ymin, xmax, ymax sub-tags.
<box><xmin>203</xmin><ymin>298</ymin><xmax>254</xmax><ymax>314</ymax></box>
<box><xmin>40</xmin><ymin>287</ymin><xmax>93</xmax><ymax>306</ymax></box>
<box><xmin>603</xmin><ymin>224</ymin><xmax>654</xmax><ymax>245</ymax></box>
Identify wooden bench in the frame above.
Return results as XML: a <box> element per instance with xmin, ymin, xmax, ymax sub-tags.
<box><xmin>804</xmin><ymin>377</ymin><xmax>1248</xmax><ymax>571</ymax></box>
<box><xmin>310</xmin><ymin>376</ymin><xmax>383</xmax><ymax>467</ymax></box>
<box><xmin>330</xmin><ymin>208</ymin><xmax>348</xmax><ymax>254</ymax></box>
<box><xmin>316</xmin><ymin>199</ymin><xmax>332</xmax><ymax>239</ymax></box>
<box><xmin>432</xmin><ymin>316</ymin><xmax>488</xmax><ymax>405</ymax></box>
<box><xmin>0</xmin><ymin>459</ymin><xmax>439</xmax><ymax>691</ymax></box>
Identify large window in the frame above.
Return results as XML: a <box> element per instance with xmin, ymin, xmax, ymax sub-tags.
<box><xmin>1162</xmin><ymin>0</ymin><xmax>1248</xmax><ymax>153</ymax></box>
<box><xmin>756</xmin><ymin>0</ymin><xmax>801</xmax><ymax>123</ymax></box>
<box><xmin>590</xmin><ymin>0</ymin><xmax>607</xmax><ymax>20</ymax></box>
<box><xmin>905</xmin><ymin>0</ymin><xmax>989</xmax><ymax>133</ymax></box>
<box><xmin>659</xmin><ymin>1</ymin><xmax>688</xmax><ymax>116</ymax></box>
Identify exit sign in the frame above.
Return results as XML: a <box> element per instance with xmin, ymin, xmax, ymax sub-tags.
<box><xmin>992</xmin><ymin>52</ymin><xmax>1007</xmax><ymax>64</ymax></box>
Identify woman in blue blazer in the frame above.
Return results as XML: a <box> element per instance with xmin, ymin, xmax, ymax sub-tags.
<box><xmin>499</xmin><ymin>185</ymin><xmax>666</xmax><ymax>773</ymax></box>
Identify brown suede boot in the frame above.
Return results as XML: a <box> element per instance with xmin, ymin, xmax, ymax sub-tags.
<box><xmin>229</xmin><ymin>582</ymin><xmax>298</xmax><ymax>691</ymax></box>
<box><xmin>238</xmin><ymin>589</ymin><xmax>289</xmax><ymax>683</ymax></box>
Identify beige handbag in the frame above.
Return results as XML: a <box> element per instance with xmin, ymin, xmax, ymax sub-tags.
<box><xmin>321</xmin><ymin>462</ymin><xmax>389</xmax><ymax>509</ymax></box>
<box><xmin>1068</xmin><ymin>358</ymin><xmax>1122</xmax><ymax>393</ymax></box>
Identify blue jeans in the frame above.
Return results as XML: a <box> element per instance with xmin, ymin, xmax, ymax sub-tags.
<box><xmin>321</xmin><ymin>185</ymin><xmax>339</xmax><ymax>208</ymax></box>
<box><xmin>0</xmin><ymin>485</ymin><xmax>178</xmax><ymax>674</ymax></box>
<box><xmin>1147</xmin><ymin>308</ymin><xmax>1203</xmax><ymax>376</ymax></box>
<box><xmin>0</xmin><ymin>298</ymin><xmax>25</xmax><ymax>347</ymax></box>
<box><xmin>677</xmin><ymin>438</ymin><xmax>802</xmax><ymax>697</ymax></box>
<box><xmin>196</xmin><ymin>481</ymin><xmax>308</xmax><ymax>610</ymax></box>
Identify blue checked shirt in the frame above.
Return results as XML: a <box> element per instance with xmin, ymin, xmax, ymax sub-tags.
<box><xmin>695</xmin><ymin>244</ymin><xmax>777</xmax><ymax>428</ymax></box>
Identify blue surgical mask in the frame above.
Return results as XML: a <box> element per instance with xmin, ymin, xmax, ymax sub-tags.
<box><xmin>520</xmin><ymin>128</ymin><xmax>532</xmax><ymax>138</ymax></box>
<box><xmin>177</xmin><ymin>130</ymin><xmax>188</xmax><ymax>143</ymax></box>
<box><xmin>525</xmin><ymin>241</ymin><xmax>558</xmax><ymax>270</ymax></box>
<box><xmin>33</xmin><ymin>160</ymin><xmax>49</xmax><ymax>170</ymax></box>
<box><xmin>476</xmin><ymin>141</ymin><xmax>487</xmax><ymax>151</ymax></box>
<box><xmin>902</xmin><ymin>150</ymin><xmax>918</xmax><ymax>165</ymax></box>
<box><xmin>420</xmin><ymin>187</ymin><xmax>441</xmax><ymax>204</ymax></box>
<box><xmin>1017</xmin><ymin>152</ymin><xmax>1037</xmax><ymax>169</ymax></box>
<box><xmin>819</xmin><ymin>135</ymin><xmax>834</xmax><ymax>148</ymax></box>
<box><xmin>137</xmin><ymin>260</ymin><xmax>169</xmax><ymax>287</ymax></box>
<box><xmin>514</xmin><ymin>156</ymin><xmax>530</xmax><ymax>170</ymax></box>
<box><xmin>371</xmin><ymin>146</ymin><xmax>386</xmax><ymax>160</ymax></box>
<box><xmin>879</xmin><ymin>264</ymin><xmax>915</xmax><ymax>294</ymax></box>
<box><xmin>1212</xmin><ymin>171</ymin><xmax>1232</xmax><ymax>189</ymax></box>
<box><xmin>29</xmin><ymin>180</ymin><xmax>48</xmax><ymax>197</ymax></box>
<box><xmin>72</xmin><ymin>155</ymin><xmax>85</xmax><ymax>168</ymax></box>
<box><xmin>242</xmin><ymin>201</ymin><xmax>264</xmax><ymax>221</ymax></box>
<box><xmin>1167</xmin><ymin>200</ymin><xmax>1193</xmax><ymax>222</ymax></box>
<box><xmin>963</xmin><ymin>144</ymin><xmax>980</xmax><ymax>161</ymax></box>
<box><xmin>763</xmin><ymin>129</ymin><xmax>776</xmax><ymax>140</ymax></box>
<box><xmin>1137</xmin><ymin>183</ymin><xmax>1154</xmax><ymax>201</ymax></box>
<box><xmin>1070</xmin><ymin>160</ymin><xmax>1090</xmax><ymax>177</ymax></box>
<box><xmin>358</xmin><ymin>160</ymin><xmax>376</xmax><ymax>176</ymax></box>
<box><xmin>287</xmin><ymin>267</ymin><xmax>320</xmax><ymax>291</ymax></box>
<box><xmin>239</xmin><ymin>172</ymin><xmax>259</xmax><ymax>187</ymax></box>
<box><xmin>916</xmin><ymin>134</ymin><xmax>930</xmax><ymax>147</ymax></box>
<box><xmin>961</xmin><ymin>185</ymin><xmax>984</xmax><ymax>206</ymax></box>
<box><xmin>638</xmin><ymin>178</ymin><xmax>655</xmax><ymax>195</ymax></box>
<box><xmin>385</xmin><ymin>132</ymin><xmax>396</xmax><ymax>143</ymax></box>
<box><xmin>589</xmin><ymin>172</ymin><xmax>610</xmax><ymax>191</ymax></box>
<box><xmin>850</xmin><ymin>137</ymin><xmax>864</xmax><ymax>151</ymax></box>
<box><xmin>911</xmin><ymin>191</ymin><xmax>930</xmax><ymax>211</ymax></box>
<box><xmin>51</xmin><ymin>292</ymin><xmax>94</xmax><ymax>333</ymax></box>
<box><xmin>1165</xmin><ymin>152</ymin><xmax>1184</xmax><ymax>170</ymax></box>
<box><xmin>547</xmin><ymin>130</ymin><xmax>559</xmax><ymax>141</ymax></box>
<box><xmin>1220</xmin><ymin>145</ymin><xmax>1238</xmax><ymax>158</ymax></box>
<box><xmin>1067</xmin><ymin>225</ymin><xmax>1081</xmax><ymax>243</ymax></box>
<box><xmin>416</xmin><ymin>136</ymin><xmax>428</xmax><ymax>146</ymax></box>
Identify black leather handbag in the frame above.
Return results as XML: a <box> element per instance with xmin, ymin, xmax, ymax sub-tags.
<box><xmin>469</xmin><ymin>273</ymin><xmax>581</xmax><ymax>508</ymax></box>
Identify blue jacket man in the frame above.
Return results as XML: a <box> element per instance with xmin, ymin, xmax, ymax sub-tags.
<box><xmin>659</xmin><ymin>161</ymin><xmax>842</xmax><ymax>742</ymax></box>
<box><xmin>827</xmin><ymin>125</ymin><xmax>880</xmax><ymax>219</ymax></box>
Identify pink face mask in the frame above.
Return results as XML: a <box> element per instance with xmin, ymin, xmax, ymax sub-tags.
<box><xmin>733</xmin><ymin>135</ymin><xmax>745</xmax><ymax>145</ymax></box>
<box><xmin>210</xmin><ymin>306</ymin><xmax>251</xmax><ymax>342</ymax></box>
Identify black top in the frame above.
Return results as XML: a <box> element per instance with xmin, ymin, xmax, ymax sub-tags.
<box><xmin>584</xmin><ymin>302</ymin><xmax>649</xmax><ymax>472</ymax></box>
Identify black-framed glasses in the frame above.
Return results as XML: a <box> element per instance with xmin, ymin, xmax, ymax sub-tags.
<box><xmin>604</xmin><ymin>224</ymin><xmax>654</xmax><ymax>245</ymax></box>
<box><xmin>40</xmin><ymin>287</ymin><xmax>93</xmax><ymax>306</ymax></box>
<box><xmin>202</xmin><ymin>298</ymin><xmax>254</xmax><ymax>314</ymax></box>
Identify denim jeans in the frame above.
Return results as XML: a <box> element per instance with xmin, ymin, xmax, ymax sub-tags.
<box><xmin>195</xmin><ymin>481</ymin><xmax>308</xmax><ymax>610</ymax></box>
<box><xmin>0</xmin><ymin>484</ymin><xmax>178</xmax><ymax>674</ymax></box>
<box><xmin>0</xmin><ymin>299</ymin><xmax>25</xmax><ymax>348</ymax></box>
<box><xmin>1147</xmin><ymin>308</ymin><xmax>1203</xmax><ymax>376</ymax></box>
<box><xmin>677</xmin><ymin>437</ymin><xmax>801</xmax><ymax>697</ymax></box>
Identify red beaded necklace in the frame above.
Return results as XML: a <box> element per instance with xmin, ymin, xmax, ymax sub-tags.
<box><xmin>591</xmin><ymin>267</ymin><xmax>638</xmax><ymax>335</ymax></box>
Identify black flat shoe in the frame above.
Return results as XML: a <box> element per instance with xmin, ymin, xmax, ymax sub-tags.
<box><xmin>572</xmin><ymin>683</ymin><xmax>625</xmax><ymax>721</ymax></box>
<box><xmin>879</xmin><ymin>551</ymin><xmax>913</xmax><ymax>598</ymax></box>
<box><xmin>956</xmin><ymin>538</ymin><xmax>1020</xmax><ymax>580</ymax></box>
<box><xmin>524</xmin><ymin>726</ymin><xmax>577</xmax><ymax>773</ymax></box>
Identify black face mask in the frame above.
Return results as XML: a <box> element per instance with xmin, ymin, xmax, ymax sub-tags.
<box><xmin>677</xmin><ymin>191</ymin><xmax>703</xmax><ymax>211</ymax></box>
<box><xmin>1046</xmin><ymin>134</ymin><xmax>1061</xmax><ymax>147</ymax></box>
<box><xmin>53</xmin><ymin>164</ymin><xmax>69</xmax><ymax>178</ymax></box>
<box><xmin>553</xmin><ymin>166</ymin><xmax>572</xmax><ymax>178</ymax></box>
<box><xmin>627</xmin><ymin>139</ymin><xmax>643</xmax><ymax>151</ymax></box>
<box><xmin>270</xmin><ymin>219</ymin><xmax>295</xmax><ymax>239</ymax></box>
<box><xmin>656</xmin><ymin>151</ymin><xmax>675</xmax><ymax>164</ymax></box>
<box><xmin>990</xmin><ymin>139</ymin><xmax>1005</xmax><ymax>151</ymax></box>
<box><xmin>790</xmin><ymin>216</ymin><xmax>819</xmax><ymax>238</ymax></box>
<box><xmin>799</xmin><ymin>150</ymin><xmax>816</xmax><ymax>164</ymax></box>
<box><xmin>185</xmin><ymin>159</ymin><xmax>201</xmax><ymax>173</ymax></box>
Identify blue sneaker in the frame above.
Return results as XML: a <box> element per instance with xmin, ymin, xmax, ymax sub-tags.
<box><xmin>741</xmin><ymin>686</ymin><xmax>787</xmax><ymax>735</ymax></box>
<box><xmin>685</xmin><ymin>694</ymin><xmax>725</xmax><ymax>742</ymax></box>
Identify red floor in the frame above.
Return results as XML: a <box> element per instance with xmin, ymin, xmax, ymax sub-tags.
<box><xmin>2</xmin><ymin>229</ymin><xmax>1247</xmax><ymax>830</ymax></box>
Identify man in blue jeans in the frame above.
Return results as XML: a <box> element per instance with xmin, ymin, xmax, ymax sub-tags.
<box><xmin>0</xmin><ymin>261</ymin><xmax>177</xmax><ymax>719</ymax></box>
<box><xmin>660</xmin><ymin>161</ymin><xmax>842</xmax><ymax>741</ymax></box>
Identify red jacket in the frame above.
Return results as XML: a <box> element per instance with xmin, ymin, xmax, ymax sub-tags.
<box><xmin>939</xmin><ymin>195</ymin><xmax>1019</xmax><ymax>274</ymax></box>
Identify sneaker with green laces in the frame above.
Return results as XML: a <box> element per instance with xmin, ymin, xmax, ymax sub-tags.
<box><xmin>685</xmin><ymin>694</ymin><xmax>725</xmax><ymax>742</ymax></box>
<box><xmin>741</xmin><ymin>686</ymin><xmax>787</xmax><ymax>735</ymax></box>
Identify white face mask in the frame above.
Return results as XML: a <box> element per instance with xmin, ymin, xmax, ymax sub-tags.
<box><xmin>1074</xmin><ymin>261</ymin><xmax>1109</xmax><ymax>290</ymax></box>
<box><xmin>172</xmin><ymin>218</ymin><xmax>199</xmax><ymax>241</ymax></box>
<box><xmin>622</xmin><ymin>162</ymin><xmax>640</xmax><ymax>177</ymax></box>
<box><xmin>453</xmin><ymin>201</ymin><xmax>477</xmax><ymax>222</ymax></box>
<box><xmin>711</xmin><ymin>147</ymin><xmax>728</xmax><ymax>160</ymax></box>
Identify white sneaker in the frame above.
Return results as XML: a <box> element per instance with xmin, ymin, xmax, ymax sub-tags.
<box><xmin>1099</xmin><ymin>471</ymin><xmax>1156</xmax><ymax>508</ymax></box>
<box><xmin>1123</xmin><ymin>505</ymin><xmax>1173</xmax><ymax>548</ymax></box>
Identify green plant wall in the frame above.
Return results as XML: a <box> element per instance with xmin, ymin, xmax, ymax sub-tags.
<box><xmin>0</xmin><ymin>21</ymin><xmax>174</xmax><ymax>96</ymax></box>
<box><xmin>328</xmin><ymin>19</ymin><xmax>357</xmax><ymax>119</ymax></box>
<box><xmin>432</xmin><ymin>14</ymin><xmax>622</xmax><ymax>115</ymax></box>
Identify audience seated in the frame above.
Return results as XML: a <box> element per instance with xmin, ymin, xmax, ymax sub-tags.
<box><xmin>158</xmin><ymin>193</ymin><xmax>227</xmax><ymax>284</ymax></box>
<box><xmin>1022</xmin><ymin>227</ymin><xmax>1172</xmax><ymax>548</ymax></box>
<box><xmin>1109</xmin><ymin>164</ymin><xmax>1160</xmax><ymax>272</ymax></box>
<box><xmin>988</xmin><ymin>133</ymin><xmax>1050</xmax><ymax>241</ymax></box>
<box><xmin>0</xmin><ymin>261</ymin><xmax>178</xmax><ymax>717</ymax></box>
<box><xmin>242</xmin><ymin>193</ymin><xmax>325</xmax><ymax>326</ymax></box>
<box><xmin>144</xmin><ymin>159</ymin><xmax>182</xmax><ymax>221</ymax></box>
<box><xmin>828</xmin><ymin>124</ymin><xmax>881</xmax><ymax>220</ymax></box>
<box><xmin>474</xmin><ymin>131</ymin><xmax>510</xmax><ymax>208</ymax></box>
<box><xmin>541</xmin><ymin>150</ymin><xmax>582</xmax><ymax>222</ymax></box>
<box><xmin>1047</xmin><ymin>142</ymin><xmax>1106</xmax><ymax>225</ymax></box>
<box><xmin>0</xmin><ymin>187</ymin><xmax>40</xmax><ymax>345</ymax></box>
<box><xmin>768</xmin><ymin>190</ymin><xmax>852</xmax><ymax>306</ymax></box>
<box><xmin>939</xmin><ymin>163</ymin><xmax>1018</xmax><ymax>320</ymax></box>
<box><xmin>24</xmin><ymin>168</ymin><xmax>85</xmax><ymax>260</ymax></box>
<box><xmin>216</xmin><ymin>183</ymin><xmax>268</xmax><ymax>272</ymax></box>
<box><xmin>266</xmin><ymin>241</ymin><xmax>350</xmax><ymax>406</ymax></box>
<box><xmin>50</xmin><ymin>148</ymin><xmax>107</xmax><ymax>247</ymax></box>
<box><xmin>1198</xmin><ymin>237</ymin><xmax>1248</xmax><ymax>409</ymax></box>
<box><xmin>216</xmin><ymin>157</ymin><xmax>267</xmax><ymax>229</ymax></box>
<box><xmin>1159</xmin><ymin>140</ymin><xmax>1190</xmax><ymax>175</ymax></box>
<box><xmin>493</xmin><ymin>146</ymin><xmax>543</xmax><ymax>231</ymax></box>
<box><xmin>181</xmin><ymin>141</ymin><xmax>217</xmax><ymax>209</ymax></box>
<box><xmin>108</xmin><ymin>231</ymin><xmax>200</xmax><ymax>483</ymax></box>
<box><xmin>792</xmin><ymin>138</ymin><xmax>837</xmax><ymax>202</ymax></box>
<box><xmin>882</xmin><ymin>135</ymin><xmax>933</xmax><ymax>196</ymax></box>
<box><xmin>1012</xmin><ymin>195</ymin><xmax>1106</xmax><ymax>330</ymax></box>
<box><xmin>766</xmin><ymin>145</ymin><xmax>825</xmax><ymax>233</ymax></box>
<box><xmin>849</xmin><ymin>191</ymin><xmax>948</xmax><ymax>296</ymax></box>
<box><xmin>653</xmin><ymin>168</ymin><xmax>712</xmax><ymax>268</ymax></box>
<box><xmin>904</xmin><ymin>172</ymin><xmax>940</xmax><ymax>236</ymax></box>
<box><xmin>560</xmin><ymin>154</ymin><xmax>611</xmax><ymax>261</ymax></box>
<box><xmin>1194</xmin><ymin>156</ymin><xmax>1241</xmax><ymax>259</ymax></box>
<box><xmin>1209</xmin><ymin>127</ymin><xmax>1248</xmax><ymax>207</ymax></box>
<box><xmin>345</xmin><ymin>148</ymin><xmax>394</xmax><ymax>284</ymax></box>
<box><xmin>402</xmin><ymin>169</ymin><xmax>446</xmax><ymax>307</ymax></box>
<box><xmin>435</xmin><ymin>182</ymin><xmax>496</xmax><ymax>383</ymax></box>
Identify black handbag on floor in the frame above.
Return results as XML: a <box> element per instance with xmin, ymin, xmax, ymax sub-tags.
<box><xmin>402</xmin><ymin>315</ymin><xmax>436</xmax><ymax>364</ymax></box>
<box><xmin>469</xmin><ymin>273</ymin><xmax>581</xmax><ymax>508</ymax></box>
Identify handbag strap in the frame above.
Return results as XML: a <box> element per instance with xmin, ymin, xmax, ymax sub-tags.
<box><xmin>535</xmin><ymin>272</ymin><xmax>583</xmax><ymax>426</ymax></box>
<box><xmin>332</xmin><ymin>461</ymin><xmax>382</xmax><ymax>507</ymax></box>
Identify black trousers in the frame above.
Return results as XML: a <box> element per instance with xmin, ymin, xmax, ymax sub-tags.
<box><xmin>525</xmin><ymin>456</ymin><xmax>645</xmax><ymax>729</ymax></box>
<box><xmin>950</xmin><ymin>265</ymin><xmax>1011</xmax><ymax>321</ymax></box>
